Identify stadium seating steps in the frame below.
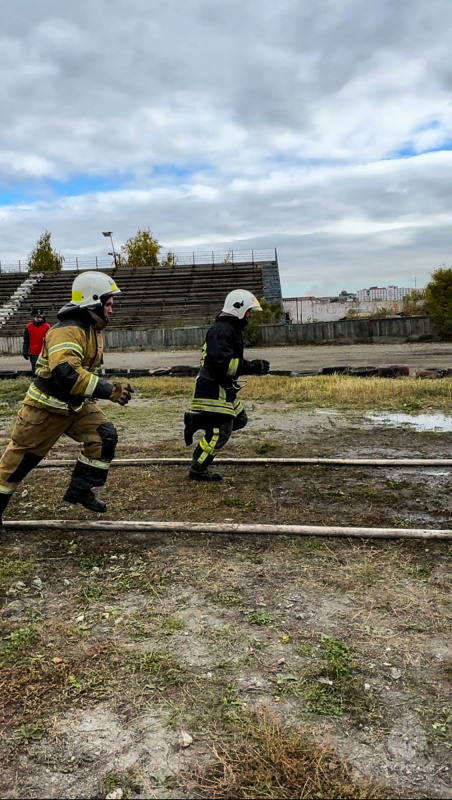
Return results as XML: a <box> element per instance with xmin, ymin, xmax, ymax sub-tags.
<box><xmin>0</xmin><ymin>262</ymin><xmax>265</xmax><ymax>334</ymax></box>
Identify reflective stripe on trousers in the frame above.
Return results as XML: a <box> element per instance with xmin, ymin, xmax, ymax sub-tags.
<box><xmin>192</xmin><ymin>410</ymin><xmax>248</xmax><ymax>468</ymax></box>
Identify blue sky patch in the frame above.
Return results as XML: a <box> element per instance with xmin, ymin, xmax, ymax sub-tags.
<box><xmin>0</xmin><ymin>174</ymin><xmax>126</xmax><ymax>206</ymax></box>
<box><xmin>0</xmin><ymin>162</ymin><xmax>213</xmax><ymax>206</ymax></box>
<box><xmin>0</xmin><ymin>189</ymin><xmax>27</xmax><ymax>206</ymax></box>
<box><xmin>150</xmin><ymin>161</ymin><xmax>212</xmax><ymax>179</ymax></box>
<box><xmin>265</xmin><ymin>153</ymin><xmax>348</xmax><ymax>168</ymax></box>
<box><xmin>387</xmin><ymin>138</ymin><xmax>452</xmax><ymax>160</ymax></box>
<box><xmin>413</xmin><ymin>119</ymin><xmax>440</xmax><ymax>133</ymax></box>
<box><xmin>48</xmin><ymin>175</ymin><xmax>125</xmax><ymax>196</ymax></box>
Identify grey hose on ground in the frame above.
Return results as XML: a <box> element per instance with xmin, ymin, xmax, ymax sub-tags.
<box><xmin>4</xmin><ymin>519</ymin><xmax>452</xmax><ymax>539</ymax></box>
<box><xmin>37</xmin><ymin>457</ymin><xmax>452</xmax><ymax>468</ymax></box>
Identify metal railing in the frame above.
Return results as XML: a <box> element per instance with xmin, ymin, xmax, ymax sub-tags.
<box><xmin>166</xmin><ymin>248</ymin><xmax>277</xmax><ymax>266</ymax></box>
<box><xmin>0</xmin><ymin>255</ymin><xmax>113</xmax><ymax>273</ymax></box>
<box><xmin>0</xmin><ymin>248</ymin><xmax>277</xmax><ymax>273</ymax></box>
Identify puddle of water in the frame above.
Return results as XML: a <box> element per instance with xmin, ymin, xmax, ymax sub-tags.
<box><xmin>367</xmin><ymin>412</ymin><xmax>452</xmax><ymax>432</ymax></box>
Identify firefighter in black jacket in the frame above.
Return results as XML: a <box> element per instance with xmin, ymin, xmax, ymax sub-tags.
<box><xmin>184</xmin><ymin>290</ymin><xmax>270</xmax><ymax>481</ymax></box>
<box><xmin>0</xmin><ymin>271</ymin><xmax>133</xmax><ymax>537</ymax></box>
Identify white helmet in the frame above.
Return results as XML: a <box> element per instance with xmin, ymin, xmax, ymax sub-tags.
<box><xmin>71</xmin><ymin>272</ymin><xmax>121</xmax><ymax>309</ymax></box>
<box><xmin>222</xmin><ymin>290</ymin><xmax>262</xmax><ymax>319</ymax></box>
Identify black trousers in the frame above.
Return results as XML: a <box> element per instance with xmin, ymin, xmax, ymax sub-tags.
<box><xmin>29</xmin><ymin>356</ymin><xmax>39</xmax><ymax>376</ymax></box>
<box><xmin>192</xmin><ymin>410</ymin><xmax>248</xmax><ymax>469</ymax></box>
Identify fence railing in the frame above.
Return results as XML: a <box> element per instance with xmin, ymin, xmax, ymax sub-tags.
<box><xmin>0</xmin><ymin>248</ymin><xmax>278</xmax><ymax>274</ymax></box>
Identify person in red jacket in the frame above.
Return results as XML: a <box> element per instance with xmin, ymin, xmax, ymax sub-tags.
<box><xmin>22</xmin><ymin>309</ymin><xmax>50</xmax><ymax>375</ymax></box>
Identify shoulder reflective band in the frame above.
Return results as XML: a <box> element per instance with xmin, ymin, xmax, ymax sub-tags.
<box><xmin>48</xmin><ymin>341</ymin><xmax>84</xmax><ymax>358</ymax></box>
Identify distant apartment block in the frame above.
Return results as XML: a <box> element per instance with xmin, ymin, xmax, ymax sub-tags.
<box><xmin>357</xmin><ymin>285</ymin><xmax>414</xmax><ymax>302</ymax></box>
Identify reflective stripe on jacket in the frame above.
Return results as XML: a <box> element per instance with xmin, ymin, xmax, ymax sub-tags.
<box><xmin>190</xmin><ymin>315</ymin><xmax>248</xmax><ymax>417</ymax></box>
<box><xmin>24</xmin><ymin>307</ymin><xmax>104</xmax><ymax>415</ymax></box>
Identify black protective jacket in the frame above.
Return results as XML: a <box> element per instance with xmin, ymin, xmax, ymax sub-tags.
<box><xmin>190</xmin><ymin>314</ymin><xmax>253</xmax><ymax>416</ymax></box>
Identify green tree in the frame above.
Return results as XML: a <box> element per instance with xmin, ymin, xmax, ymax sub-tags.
<box><xmin>425</xmin><ymin>268</ymin><xmax>452</xmax><ymax>339</ymax></box>
<box><xmin>120</xmin><ymin>228</ymin><xmax>161</xmax><ymax>268</ymax></box>
<box><xmin>243</xmin><ymin>297</ymin><xmax>283</xmax><ymax>346</ymax></box>
<box><xmin>425</xmin><ymin>268</ymin><xmax>452</xmax><ymax>316</ymax></box>
<box><xmin>27</xmin><ymin>231</ymin><xmax>64</xmax><ymax>273</ymax></box>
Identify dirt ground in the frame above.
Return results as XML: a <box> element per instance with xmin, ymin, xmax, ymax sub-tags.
<box><xmin>2</xmin><ymin>340</ymin><xmax>452</xmax><ymax>373</ymax></box>
<box><xmin>0</xmin><ymin>391</ymin><xmax>452</xmax><ymax>799</ymax></box>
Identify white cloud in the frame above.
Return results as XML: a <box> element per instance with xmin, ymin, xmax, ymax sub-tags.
<box><xmin>1</xmin><ymin>0</ymin><xmax>452</xmax><ymax>294</ymax></box>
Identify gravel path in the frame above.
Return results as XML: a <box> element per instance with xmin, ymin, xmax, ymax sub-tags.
<box><xmin>2</xmin><ymin>341</ymin><xmax>452</xmax><ymax>372</ymax></box>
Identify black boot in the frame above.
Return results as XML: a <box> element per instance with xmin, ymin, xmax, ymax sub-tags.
<box><xmin>184</xmin><ymin>411</ymin><xmax>205</xmax><ymax>446</ymax></box>
<box><xmin>0</xmin><ymin>491</ymin><xmax>13</xmax><ymax>541</ymax></box>
<box><xmin>188</xmin><ymin>465</ymin><xmax>223</xmax><ymax>482</ymax></box>
<box><xmin>63</xmin><ymin>487</ymin><xmax>107</xmax><ymax>513</ymax></box>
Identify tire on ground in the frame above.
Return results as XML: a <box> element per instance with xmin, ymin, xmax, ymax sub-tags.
<box><xmin>377</xmin><ymin>364</ymin><xmax>410</xmax><ymax>377</ymax></box>
<box><xmin>320</xmin><ymin>365</ymin><xmax>350</xmax><ymax>375</ymax></box>
<box><xmin>348</xmin><ymin>366</ymin><xmax>378</xmax><ymax>377</ymax></box>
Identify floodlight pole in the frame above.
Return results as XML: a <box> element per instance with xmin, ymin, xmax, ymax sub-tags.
<box><xmin>102</xmin><ymin>231</ymin><xmax>117</xmax><ymax>268</ymax></box>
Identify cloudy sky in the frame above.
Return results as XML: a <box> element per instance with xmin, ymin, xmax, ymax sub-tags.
<box><xmin>1</xmin><ymin>0</ymin><xmax>452</xmax><ymax>296</ymax></box>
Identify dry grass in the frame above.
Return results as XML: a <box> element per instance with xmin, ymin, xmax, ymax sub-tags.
<box><xmin>1</xmin><ymin>376</ymin><xmax>452</xmax><ymax>426</ymax></box>
<box><xmin>133</xmin><ymin>374</ymin><xmax>452</xmax><ymax>411</ymax></box>
<box><xmin>186</xmin><ymin>707</ymin><xmax>392</xmax><ymax>799</ymax></box>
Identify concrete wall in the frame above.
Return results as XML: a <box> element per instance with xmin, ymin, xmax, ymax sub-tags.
<box><xmin>0</xmin><ymin>335</ymin><xmax>22</xmax><ymax>354</ymax></box>
<box><xmin>273</xmin><ymin>315</ymin><xmax>435</xmax><ymax>345</ymax></box>
<box><xmin>0</xmin><ymin>316</ymin><xmax>437</xmax><ymax>355</ymax></box>
<box><xmin>283</xmin><ymin>297</ymin><xmax>403</xmax><ymax>323</ymax></box>
<box><xmin>103</xmin><ymin>325</ymin><xmax>210</xmax><ymax>350</ymax></box>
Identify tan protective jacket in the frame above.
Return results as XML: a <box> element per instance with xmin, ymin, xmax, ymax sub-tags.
<box><xmin>24</xmin><ymin>304</ymin><xmax>113</xmax><ymax>415</ymax></box>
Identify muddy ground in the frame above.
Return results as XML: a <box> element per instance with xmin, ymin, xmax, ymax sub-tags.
<box><xmin>0</xmin><ymin>394</ymin><xmax>452</xmax><ymax>799</ymax></box>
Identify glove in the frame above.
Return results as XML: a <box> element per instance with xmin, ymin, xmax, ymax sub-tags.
<box><xmin>248</xmin><ymin>359</ymin><xmax>270</xmax><ymax>375</ymax></box>
<box><xmin>109</xmin><ymin>381</ymin><xmax>134</xmax><ymax>406</ymax></box>
<box><xmin>23</xmin><ymin>354</ymin><xmax>29</xmax><ymax>361</ymax></box>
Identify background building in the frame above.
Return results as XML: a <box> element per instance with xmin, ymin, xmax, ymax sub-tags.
<box><xmin>357</xmin><ymin>285</ymin><xmax>414</xmax><ymax>302</ymax></box>
<box><xmin>283</xmin><ymin>284</ymin><xmax>422</xmax><ymax>324</ymax></box>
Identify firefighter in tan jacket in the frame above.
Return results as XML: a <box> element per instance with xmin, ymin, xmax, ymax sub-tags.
<box><xmin>0</xmin><ymin>271</ymin><xmax>133</xmax><ymax>537</ymax></box>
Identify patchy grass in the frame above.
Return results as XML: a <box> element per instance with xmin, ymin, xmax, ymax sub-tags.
<box><xmin>98</xmin><ymin>767</ymin><xmax>144</xmax><ymax>799</ymax></box>
<box><xmin>0</xmin><ymin>638</ymin><xmax>188</xmax><ymax>754</ymax></box>
<box><xmin>3</xmin><ymin>624</ymin><xmax>38</xmax><ymax>653</ymax></box>
<box><xmin>12</xmin><ymin>718</ymin><xmax>45</xmax><ymax>744</ymax></box>
<box><xmin>160</xmin><ymin>615</ymin><xmax>184</xmax><ymax>635</ymax></box>
<box><xmin>321</xmin><ymin>636</ymin><xmax>355</xmax><ymax>680</ymax></box>
<box><xmin>75</xmin><ymin>560</ymin><xmax>171</xmax><ymax>605</ymax></box>
<box><xmin>0</xmin><ymin>378</ymin><xmax>30</xmax><ymax>416</ymax></box>
<box><xmin>0</xmin><ymin>555</ymin><xmax>36</xmax><ymax>597</ymax></box>
<box><xmin>248</xmin><ymin>610</ymin><xmax>272</xmax><ymax>626</ymax></box>
<box><xmin>407</xmin><ymin>563</ymin><xmax>434</xmax><ymax>582</ymax></box>
<box><xmin>0</xmin><ymin>385</ymin><xmax>451</xmax><ymax>798</ymax></box>
<box><xmin>124</xmin><ymin>649</ymin><xmax>186</xmax><ymax>688</ymax></box>
<box><xmin>210</xmin><ymin>587</ymin><xmax>244</xmax><ymax>606</ymax></box>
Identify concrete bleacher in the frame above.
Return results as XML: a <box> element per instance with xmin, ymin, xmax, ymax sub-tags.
<box><xmin>0</xmin><ymin>273</ymin><xmax>29</xmax><ymax>305</ymax></box>
<box><xmin>0</xmin><ymin>258</ymin><xmax>273</xmax><ymax>334</ymax></box>
<box><xmin>0</xmin><ymin>270</ymin><xmax>78</xmax><ymax>334</ymax></box>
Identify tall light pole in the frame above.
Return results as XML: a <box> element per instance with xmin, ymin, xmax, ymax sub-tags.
<box><xmin>102</xmin><ymin>231</ymin><xmax>117</xmax><ymax>268</ymax></box>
